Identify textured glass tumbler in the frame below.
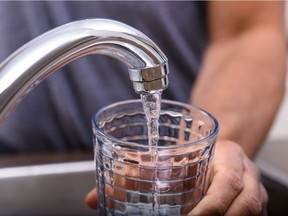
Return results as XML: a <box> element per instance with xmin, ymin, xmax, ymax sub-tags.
<box><xmin>93</xmin><ymin>99</ymin><xmax>219</xmax><ymax>216</ymax></box>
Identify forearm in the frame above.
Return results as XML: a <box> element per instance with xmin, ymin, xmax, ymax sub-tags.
<box><xmin>190</xmin><ymin>27</ymin><xmax>286</xmax><ymax>158</ymax></box>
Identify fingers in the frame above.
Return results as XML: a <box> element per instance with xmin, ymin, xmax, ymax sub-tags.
<box><xmin>225</xmin><ymin>157</ymin><xmax>266</xmax><ymax>216</ymax></box>
<box><xmin>85</xmin><ymin>188</ymin><xmax>98</xmax><ymax>209</ymax></box>
<box><xmin>259</xmin><ymin>183</ymin><xmax>268</xmax><ymax>206</ymax></box>
<box><xmin>86</xmin><ymin>140</ymin><xmax>268</xmax><ymax>215</ymax></box>
<box><xmin>189</xmin><ymin>141</ymin><xmax>245</xmax><ymax>215</ymax></box>
<box><xmin>259</xmin><ymin>184</ymin><xmax>269</xmax><ymax>216</ymax></box>
<box><xmin>189</xmin><ymin>140</ymin><xmax>268</xmax><ymax>216</ymax></box>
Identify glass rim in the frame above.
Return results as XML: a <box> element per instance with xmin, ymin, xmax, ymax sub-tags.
<box><xmin>92</xmin><ymin>99</ymin><xmax>219</xmax><ymax>149</ymax></box>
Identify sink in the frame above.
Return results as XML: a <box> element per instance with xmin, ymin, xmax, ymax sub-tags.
<box><xmin>0</xmin><ymin>152</ymin><xmax>96</xmax><ymax>216</ymax></box>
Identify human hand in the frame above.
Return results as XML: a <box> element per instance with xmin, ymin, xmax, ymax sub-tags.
<box><xmin>85</xmin><ymin>188</ymin><xmax>98</xmax><ymax>209</ymax></box>
<box><xmin>85</xmin><ymin>140</ymin><xmax>268</xmax><ymax>215</ymax></box>
<box><xmin>189</xmin><ymin>140</ymin><xmax>268</xmax><ymax>216</ymax></box>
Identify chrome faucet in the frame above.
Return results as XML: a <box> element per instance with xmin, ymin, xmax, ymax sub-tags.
<box><xmin>0</xmin><ymin>19</ymin><xmax>169</xmax><ymax>122</ymax></box>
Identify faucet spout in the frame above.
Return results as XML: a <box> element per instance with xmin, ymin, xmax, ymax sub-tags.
<box><xmin>0</xmin><ymin>19</ymin><xmax>168</xmax><ymax>122</ymax></box>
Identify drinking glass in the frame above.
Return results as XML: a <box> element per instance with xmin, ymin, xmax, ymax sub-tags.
<box><xmin>93</xmin><ymin>99</ymin><xmax>219</xmax><ymax>215</ymax></box>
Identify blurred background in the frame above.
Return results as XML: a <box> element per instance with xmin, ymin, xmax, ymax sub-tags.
<box><xmin>0</xmin><ymin>69</ymin><xmax>287</xmax><ymax>216</ymax></box>
<box><xmin>252</xmin><ymin>5</ymin><xmax>288</xmax><ymax>215</ymax></box>
<box><xmin>255</xmin><ymin>73</ymin><xmax>288</xmax><ymax>216</ymax></box>
<box><xmin>0</xmin><ymin>4</ymin><xmax>288</xmax><ymax>216</ymax></box>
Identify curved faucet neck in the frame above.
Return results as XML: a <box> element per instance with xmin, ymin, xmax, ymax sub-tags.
<box><xmin>0</xmin><ymin>19</ymin><xmax>168</xmax><ymax>122</ymax></box>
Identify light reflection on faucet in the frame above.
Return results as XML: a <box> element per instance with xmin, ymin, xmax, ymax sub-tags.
<box><xmin>0</xmin><ymin>19</ymin><xmax>169</xmax><ymax>122</ymax></box>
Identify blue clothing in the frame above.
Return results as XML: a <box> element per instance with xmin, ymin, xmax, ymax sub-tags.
<box><xmin>0</xmin><ymin>1</ymin><xmax>208</xmax><ymax>153</ymax></box>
